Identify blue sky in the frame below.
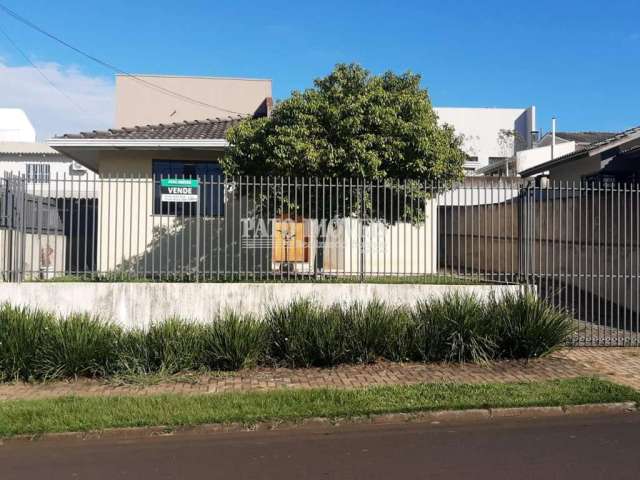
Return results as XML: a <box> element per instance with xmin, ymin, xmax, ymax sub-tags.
<box><xmin>0</xmin><ymin>0</ymin><xmax>638</xmax><ymax>138</ymax></box>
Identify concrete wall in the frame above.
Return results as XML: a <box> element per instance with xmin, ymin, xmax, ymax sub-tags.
<box><xmin>515</xmin><ymin>142</ymin><xmax>576</xmax><ymax>175</ymax></box>
<box><xmin>115</xmin><ymin>75</ymin><xmax>272</xmax><ymax>127</ymax></box>
<box><xmin>0</xmin><ymin>282</ymin><xmax>525</xmax><ymax>329</ymax></box>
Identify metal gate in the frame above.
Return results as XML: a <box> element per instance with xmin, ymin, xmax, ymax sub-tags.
<box><xmin>521</xmin><ymin>182</ymin><xmax>639</xmax><ymax>346</ymax></box>
<box><xmin>440</xmin><ymin>179</ymin><xmax>640</xmax><ymax>347</ymax></box>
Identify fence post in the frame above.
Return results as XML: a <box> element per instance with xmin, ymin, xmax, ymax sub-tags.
<box><xmin>195</xmin><ymin>175</ymin><xmax>201</xmax><ymax>283</ymax></box>
<box><xmin>15</xmin><ymin>174</ymin><xmax>27</xmax><ymax>283</ymax></box>
<box><xmin>359</xmin><ymin>177</ymin><xmax>365</xmax><ymax>283</ymax></box>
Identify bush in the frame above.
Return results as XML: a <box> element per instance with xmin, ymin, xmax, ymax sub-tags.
<box><xmin>202</xmin><ymin>312</ymin><xmax>266</xmax><ymax>370</ymax></box>
<box><xmin>338</xmin><ymin>300</ymin><xmax>412</xmax><ymax>363</ymax></box>
<box><xmin>0</xmin><ymin>304</ymin><xmax>55</xmax><ymax>381</ymax></box>
<box><xmin>411</xmin><ymin>294</ymin><xmax>495</xmax><ymax>363</ymax></box>
<box><xmin>265</xmin><ymin>299</ymin><xmax>349</xmax><ymax>367</ymax></box>
<box><xmin>489</xmin><ymin>291</ymin><xmax>575</xmax><ymax>359</ymax></box>
<box><xmin>142</xmin><ymin>318</ymin><xmax>207</xmax><ymax>374</ymax></box>
<box><xmin>37</xmin><ymin>313</ymin><xmax>121</xmax><ymax>379</ymax></box>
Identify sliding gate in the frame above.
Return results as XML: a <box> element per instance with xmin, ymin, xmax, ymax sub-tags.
<box><xmin>441</xmin><ymin>179</ymin><xmax>640</xmax><ymax>346</ymax></box>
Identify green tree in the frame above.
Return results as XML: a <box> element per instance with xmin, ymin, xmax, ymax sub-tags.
<box><xmin>222</xmin><ymin>64</ymin><xmax>466</xmax><ymax>222</ymax></box>
<box><xmin>223</xmin><ymin>63</ymin><xmax>465</xmax><ymax>183</ymax></box>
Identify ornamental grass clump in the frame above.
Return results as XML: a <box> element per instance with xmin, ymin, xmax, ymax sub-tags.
<box><xmin>37</xmin><ymin>313</ymin><xmax>121</xmax><ymax>379</ymax></box>
<box><xmin>265</xmin><ymin>299</ymin><xmax>349</xmax><ymax>368</ymax></box>
<box><xmin>337</xmin><ymin>300</ymin><xmax>412</xmax><ymax>363</ymax></box>
<box><xmin>141</xmin><ymin>318</ymin><xmax>207</xmax><ymax>374</ymax></box>
<box><xmin>489</xmin><ymin>291</ymin><xmax>575</xmax><ymax>359</ymax></box>
<box><xmin>202</xmin><ymin>312</ymin><xmax>266</xmax><ymax>370</ymax></box>
<box><xmin>0</xmin><ymin>304</ymin><xmax>55</xmax><ymax>381</ymax></box>
<box><xmin>0</xmin><ymin>292</ymin><xmax>576</xmax><ymax>382</ymax></box>
<box><xmin>411</xmin><ymin>294</ymin><xmax>496</xmax><ymax>363</ymax></box>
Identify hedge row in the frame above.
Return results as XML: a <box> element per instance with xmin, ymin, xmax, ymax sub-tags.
<box><xmin>0</xmin><ymin>292</ymin><xmax>575</xmax><ymax>381</ymax></box>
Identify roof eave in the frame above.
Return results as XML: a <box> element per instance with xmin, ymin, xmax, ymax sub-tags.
<box><xmin>48</xmin><ymin>138</ymin><xmax>230</xmax><ymax>148</ymax></box>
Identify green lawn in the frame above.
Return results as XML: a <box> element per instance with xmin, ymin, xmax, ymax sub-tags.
<box><xmin>1</xmin><ymin>377</ymin><xmax>636</xmax><ymax>438</ymax></box>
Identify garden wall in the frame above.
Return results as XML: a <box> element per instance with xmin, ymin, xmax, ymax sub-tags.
<box><xmin>0</xmin><ymin>282</ymin><xmax>525</xmax><ymax>329</ymax></box>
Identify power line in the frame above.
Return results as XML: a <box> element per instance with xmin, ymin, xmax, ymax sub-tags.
<box><xmin>0</xmin><ymin>3</ymin><xmax>245</xmax><ymax>117</ymax></box>
<box><xmin>0</xmin><ymin>23</ymin><xmax>87</xmax><ymax>114</ymax></box>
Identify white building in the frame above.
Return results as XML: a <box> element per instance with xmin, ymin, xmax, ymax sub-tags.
<box><xmin>0</xmin><ymin>108</ymin><xmax>97</xmax><ymax>196</ymax></box>
<box><xmin>476</xmin><ymin>131</ymin><xmax>617</xmax><ymax>177</ymax></box>
<box><xmin>434</xmin><ymin>106</ymin><xmax>536</xmax><ymax>174</ymax></box>
<box><xmin>0</xmin><ymin>108</ymin><xmax>36</xmax><ymax>142</ymax></box>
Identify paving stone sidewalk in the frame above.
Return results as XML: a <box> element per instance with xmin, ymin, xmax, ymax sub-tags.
<box><xmin>1</xmin><ymin>348</ymin><xmax>639</xmax><ymax>401</ymax></box>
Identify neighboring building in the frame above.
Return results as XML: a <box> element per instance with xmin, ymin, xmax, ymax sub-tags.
<box><xmin>0</xmin><ymin>109</ymin><xmax>96</xmax><ymax>196</ymax></box>
<box><xmin>476</xmin><ymin>131</ymin><xmax>619</xmax><ymax>177</ymax></box>
<box><xmin>434</xmin><ymin>106</ymin><xmax>536</xmax><ymax>173</ymax></box>
<box><xmin>537</xmin><ymin>131</ymin><xmax>616</xmax><ymax>149</ymax></box>
<box><xmin>0</xmin><ymin>108</ymin><xmax>36</xmax><ymax>142</ymax></box>
<box><xmin>520</xmin><ymin>126</ymin><xmax>640</xmax><ymax>181</ymax></box>
<box><xmin>115</xmin><ymin>74</ymin><xmax>272</xmax><ymax>127</ymax></box>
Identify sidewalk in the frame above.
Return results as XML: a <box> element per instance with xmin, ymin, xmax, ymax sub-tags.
<box><xmin>1</xmin><ymin>348</ymin><xmax>639</xmax><ymax>401</ymax></box>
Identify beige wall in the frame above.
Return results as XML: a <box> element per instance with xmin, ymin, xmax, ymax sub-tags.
<box><xmin>323</xmin><ymin>215</ymin><xmax>438</xmax><ymax>275</ymax></box>
<box><xmin>96</xmin><ymin>150</ymin><xmax>228</xmax><ymax>273</ymax></box>
<box><xmin>115</xmin><ymin>75</ymin><xmax>272</xmax><ymax>128</ymax></box>
<box><xmin>94</xmin><ymin>151</ymin><xmax>440</xmax><ymax>277</ymax></box>
<box><xmin>549</xmin><ymin>156</ymin><xmax>600</xmax><ymax>181</ymax></box>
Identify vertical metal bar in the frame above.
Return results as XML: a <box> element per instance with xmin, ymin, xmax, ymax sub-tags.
<box><xmin>126</xmin><ymin>173</ymin><xmax>132</xmax><ymax>280</ymax></box>
<box><xmin>217</xmin><ymin>175</ymin><xmax>222</xmax><ymax>281</ymax></box>
<box><xmin>617</xmin><ymin>182</ymin><xmax>621</xmax><ymax>345</ymax></box>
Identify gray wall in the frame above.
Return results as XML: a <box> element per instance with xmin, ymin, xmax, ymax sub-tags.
<box><xmin>0</xmin><ymin>282</ymin><xmax>524</xmax><ymax>329</ymax></box>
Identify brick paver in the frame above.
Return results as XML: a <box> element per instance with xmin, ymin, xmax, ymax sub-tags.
<box><xmin>558</xmin><ymin>348</ymin><xmax>640</xmax><ymax>390</ymax></box>
<box><xmin>1</xmin><ymin>349</ymin><xmax>639</xmax><ymax>401</ymax></box>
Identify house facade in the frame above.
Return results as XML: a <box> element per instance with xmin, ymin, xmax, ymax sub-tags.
<box><xmin>520</xmin><ymin>126</ymin><xmax>640</xmax><ymax>181</ymax></box>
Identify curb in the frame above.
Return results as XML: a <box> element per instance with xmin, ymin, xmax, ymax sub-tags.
<box><xmin>2</xmin><ymin>402</ymin><xmax>637</xmax><ymax>444</ymax></box>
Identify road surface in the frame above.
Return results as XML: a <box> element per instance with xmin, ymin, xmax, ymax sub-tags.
<box><xmin>2</xmin><ymin>413</ymin><xmax>640</xmax><ymax>479</ymax></box>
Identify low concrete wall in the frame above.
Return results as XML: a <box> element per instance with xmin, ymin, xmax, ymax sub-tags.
<box><xmin>0</xmin><ymin>282</ymin><xmax>524</xmax><ymax>329</ymax></box>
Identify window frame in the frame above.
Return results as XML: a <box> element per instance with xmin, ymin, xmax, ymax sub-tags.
<box><xmin>152</xmin><ymin>159</ymin><xmax>225</xmax><ymax>217</ymax></box>
<box><xmin>25</xmin><ymin>163</ymin><xmax>51</xmax><ymax>184</ymax></box>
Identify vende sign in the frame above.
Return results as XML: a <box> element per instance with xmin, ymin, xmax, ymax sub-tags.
<box><xmin>160</xmin><ymin>178</ymin><xmax>199</xmax><ymax>202</ymax></box>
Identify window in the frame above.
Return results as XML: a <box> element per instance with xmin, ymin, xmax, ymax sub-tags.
<box><xmin>152</xmin><ymin>160</ymin><xmax>224</xmax><ymax>216</ymax></box>
<box><xmin>26</xmin><ymin>163</ymin><xmax>50</xmax><ymax>183</ymax></box>
<box><xmin>467</xmin><ymin>156</ymin><xmax>479</xmax><ymax>163</ymax></box>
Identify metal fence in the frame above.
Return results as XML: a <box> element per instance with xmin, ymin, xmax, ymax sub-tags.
<box><xmin>1</xmin><ymin>173</ymin><xmax>639</xmax><ymax>346</ymax></box>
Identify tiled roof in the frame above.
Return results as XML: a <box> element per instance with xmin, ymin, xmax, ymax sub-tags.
<box><xmin>521</xmin><ymin>125</ymin><xmax>640</xmax><ymax>176</ymax></box>
<box><xmin>555</xmin><ymin>131</ymin><xmax>618</xmax><ymax>144</ymax></box>
<box><xmin>569</xmin><ymin>126</ymin><xmax>640</xmax><ymax>155</ymax></box>
<box><xmin>57</xmin><ymin>115</ymin><xmax>248</xmax><ymax>140</ymax></box>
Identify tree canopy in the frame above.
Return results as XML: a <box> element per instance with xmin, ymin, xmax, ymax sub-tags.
<box><xmin>222</xmin><ymin>63</ymin><xmax>466</xmax><ymax>184</ymax></box>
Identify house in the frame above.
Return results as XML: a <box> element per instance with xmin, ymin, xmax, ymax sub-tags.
<box><xmin>48</xmin><ymin>74</ymin><xmax>273</xmax><ymax>273</ymax></box>
<box><xmin>1</xmin><ymin>108</ymin><xmax>96</xmax><ymax>196</ymax></box>
<box><xmin>520</xmin><ymin>126</ymin><xmax>640</xmax><ymax>181</ymax></box>
<box><xmin>48</xmin><ymin>74</ymin><xmax>439</xmax><ymax>277</ymax></box>
<box><xmin>475</xmin><ymin>131</ymin><xmax>619</xmax><ymax>177</ymax></box>
<box><xmin>434</xmin><ymin>106</ymin><xmax>536</xmax><ymax>173</ymax></box>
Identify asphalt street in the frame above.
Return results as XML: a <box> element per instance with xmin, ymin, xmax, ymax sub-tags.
<box><xmin>2</xmin><ymin>413</ymin><xmax>640</xmax><ymax>479</ymax></box>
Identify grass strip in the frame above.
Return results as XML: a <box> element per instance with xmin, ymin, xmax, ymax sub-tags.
<box><xmin>1</xmin><ymin>377</ymin><xmax>637</xmax><ymax>437</ymax></box>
